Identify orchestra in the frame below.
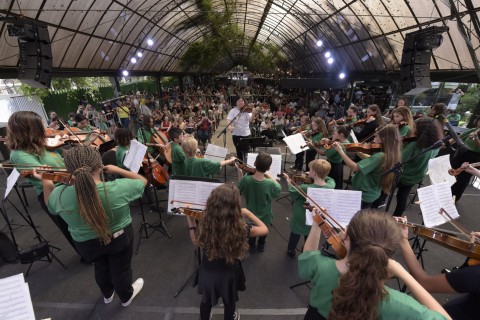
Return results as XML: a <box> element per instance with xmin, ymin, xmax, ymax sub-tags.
<box><xmin>3</xmin><ymin>88</ymin><xmax>480</xmax><ymax>320</ymax></box>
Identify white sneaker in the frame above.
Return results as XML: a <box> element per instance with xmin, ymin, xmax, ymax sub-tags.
<box><xmin>104</xmin><ymin>292</ymin><xmax>114</xmax><ymax>304</ymax></box>
<box><xmin>122</xmin><ymin>278</ymin><xmax>144</xmax><ymax>307</ymax></box>
<box><xmin>233</xmin><ymin>311</ymin><xmax>240</xmax><ymax>320</ymax></box>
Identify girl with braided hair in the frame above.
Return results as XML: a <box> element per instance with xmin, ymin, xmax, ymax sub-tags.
<box><xmin>40</xmin><ymin>146</ymin><xmax>147</xmax><ymax>307</ymax></box>
<box><xmin>298</xmin><ymin>209</ymin><xmax>450</xmax><ymax>320</ymax></box>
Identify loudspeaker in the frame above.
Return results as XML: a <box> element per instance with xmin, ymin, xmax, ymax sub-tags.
<box><xmin>400</xmin><ymin>77</ymin><xmax>431</xmax><ymax>96</ymax></box>
<box><xmin>400</xmin><ymin>50</ymin><xmax>431</xmax><ymax>66</ymax></box>
<box><xmin>14</xmin><ymin>23</ymin><xmax>52</xmax><ymax>88</ymax></box>
<box><xmin>400</xmin><ymin>64</ymin><xmax>430</xmax><ymax>80</ymax></box>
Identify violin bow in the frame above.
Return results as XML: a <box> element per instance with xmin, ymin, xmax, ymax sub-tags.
<box><xmin>58</xmin><ymin>118</ymin><xmax>85</xmax><ymax>147</ymax></box>
<box><xmin>438</xmin><ymin>208</ymin><xmax>478</xmax><ymax>242</ymax></box>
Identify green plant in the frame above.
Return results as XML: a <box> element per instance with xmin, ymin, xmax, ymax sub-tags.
<box><xmin>457</xmin><ymin>84</ymin><xmax>480</xmax><ymax>113</ymax></box>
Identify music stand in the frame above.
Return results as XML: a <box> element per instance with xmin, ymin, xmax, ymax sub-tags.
<box><xmin>0</xmin><ymin>169</ymin><xmax>66</xmax><ymax>276</ymax></box>
<box><xmin>169</xmin><ymin>175</ymin><xmax>222</xmax><ymax>298</ymax></box>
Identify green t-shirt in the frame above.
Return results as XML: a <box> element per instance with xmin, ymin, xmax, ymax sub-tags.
<box><xmin>325</xmin><ymin>146</ymin><xmax>343</xmax><ymax>164</ymax></box>
<box><xmin>298</xmin><ymin>251</ymin><xmax>448</xmax><ymax>320</ymax></box>
<box><xmin>47</xmin><ymin>178</ymin><xmax>145</xmax><ymax>242</ymax></box>
<box><xmin>460</xmin><ymin>128</ymin><xmax>480</xmax><ymax>153</ymax></box>
<box><xmin>311</xmin><ymin>132</ymin><xmax>324</xmax><ymax>144</ymax></box>
<box><xmin>238</xmin><ymin>175</ymin><xmax>282</xmax><ymax>225</ymax></box>
<box><xmin>399</xmin><ymin>125</ymin><xmax>411</xmax><ymax>137</ymax></box>
<box><xmin>288</xmin><ymin>178</ymin><xmax>335</xmax><ymax>236</ymax></box>
<box><xmin>184</xmin><ymin>157</ymin><xmax>221</xmax><ymax>178</ymax></box>
<box><xmin>171</xmin><ymin>142</ymin><xmax>186</xmax><ymax>176</ymax></box>
<box><xmin>137</xmin><ymin>128</ymin><xmax>155</xmax><ymax>153</ymax></box>
<box><xmin>400</xmin><ymin>141</ymin><xmax>439</xmax><ymax>186</ymax></box>
<box><xmin>352</xmin><ymin>152</ymin><xmax>384</xmax><ymax>203</ymax></box>
<box><xmin>115</xmin><ymin>145</ymin><xmax>129</xmax><ymax>169</ymax></box>
<box><xmin>10</xmin><ymin>149</ymin><xmax>65</xmax><ymax>195</ymax></box>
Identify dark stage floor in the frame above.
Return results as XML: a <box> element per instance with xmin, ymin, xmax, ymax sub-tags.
<box><xmin>1</xmin><ymin>144</ymin><xmax>479</xmax><ymax>320</ymax></box>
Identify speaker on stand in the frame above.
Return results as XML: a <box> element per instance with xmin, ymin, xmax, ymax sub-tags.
<box><xmin>7</xmin><ymin>21</ymin><xmax>52</xmax><ymax>88</ymax></box>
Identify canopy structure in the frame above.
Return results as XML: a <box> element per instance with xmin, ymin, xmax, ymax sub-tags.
<box><xmin>0</xmin><ymin>0</ymin><xmax>479</xmax><ymax>81</ymax></box>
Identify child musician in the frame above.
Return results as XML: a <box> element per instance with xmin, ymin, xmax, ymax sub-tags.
<box><xmin>285</xmin><ymin>159</ymin><xmax>335</xmax><ymax>257</ymax></box>
<box><xmin>236</xmin><ymin>152</ymin><xmax>281</xmax><ymax>253</ymax></box>
<box><xmin>168</xmin><ymin>127</ymin><xmax>187</xmax><ymax>176</ymax></box>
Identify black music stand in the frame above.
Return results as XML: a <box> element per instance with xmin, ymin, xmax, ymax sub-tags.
<box><xmin>0</xmin><ymin>170</ymin><xmax>66</xmax><ymax>276</ymax></box>
<box><xmin>169</xmin><ymin>175</ymin><xmax>222</xmax><ymax>298</ymax></box>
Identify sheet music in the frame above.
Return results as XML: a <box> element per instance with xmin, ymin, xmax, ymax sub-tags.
<box><xmin>167</xmin><ymin>179</ymin><xmax>222</xmax><ymax>213</ymax></box>
<box><xmin>5</xmin><ymin>168</ymin><xmax>20</xmax><ymax>199</ymax></box>
<box><xmin>417</xmin><ymin>182</ymin><xmax>459</xmax><ymax>228</ymax></box>
<box><xmin>0</xmin><ymin>273</ymin><xmax>35</xmax><ymax>320</ymax></box>
<box><xmin>204</xmin><ymin>144</ymin><xmax>228</xmax><ymax>161</ymax></box>
<box><xmin>305</xmin><ymin>188</ymin><xmax>362</xmax><ymax>228</ymax></box>
<box><xmin>123</xmin><ymin>139</ymin><xmax>147</xmax><ymax>173</ymax></box>
<box><xmin>246</xmin><ymin>153</ymin><xmax>282</xmax><ymax>180</ymax></box>
<box><xmin>283</xmin><ymin>133</ymin><xmax>308</xmax><ymax>154</ymax></box>
<box><xmin>427</xmin><ymin>155</ymin><xmax>456</xmax><ymax>186</ymax></box>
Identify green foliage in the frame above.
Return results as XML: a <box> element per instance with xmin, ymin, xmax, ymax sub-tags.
<box><xmin>457</xmin><ymin>84</ymin><xmax>480</xmax><ymax>113</ymax></box>
<box><xmin>119</xmin><ymin>78</ymin><xmax>157</xmax><ymax>95</ymax></box>
<box><xmin>161</xmin><ymin>76</ymin><xmax>179</xmax><ymax>88</ymax></box>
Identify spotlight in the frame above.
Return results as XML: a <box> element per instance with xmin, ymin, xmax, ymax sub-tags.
<box><xmin>324</xmin><ymin>51</ymin><xmax>331</xmax><ymax>58</ymax></box>
<box><xmin>316</xmin><ymin>40</ymin><xmax>323</xmax><ymax>47</ymax></box>
<box><xmin>137</xmin><ymin>52</ymin><xmax>143</xmax><ymax>58</ymax></box>
<box><xmin>147</xmin><ymin>39</ymin><xmax>154</xmax><ymax>46</ymax></box>
<box><xmin>327</xmin><ymin>57</ymin><xmax>334</xmax><ymax>64</ymax></box>
<box><xmin>122</xmin><ymin>70</ymin><xmax>129</xmax><ymax>76</ymax></box>
<box><xmin>130</xmin><ymin>57</ymin><xmax>137</xmax><ymax>63</ymax></box>
<box><xmin>339</xmin><ymin>72</ymin><xmax>346</xmax><ymax>79</ymax></box>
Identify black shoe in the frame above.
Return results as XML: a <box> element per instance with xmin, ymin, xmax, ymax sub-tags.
<box><xmin>287</xmin><ymin>249</ymin><xmax>295</xmax><ymax>257</ymax></box>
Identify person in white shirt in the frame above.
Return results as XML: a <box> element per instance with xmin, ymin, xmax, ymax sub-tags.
<box><xmin>227</xmin><ymin>97</ymin><xmax>256</xmax><ymax>161</ymax></box>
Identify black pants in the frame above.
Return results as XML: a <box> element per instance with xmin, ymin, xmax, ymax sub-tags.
<box><xmin>304</xmin><ymin>305</ymin><xmax>326</xmax><ymax>320</ymax></box>
<box><xmin>305</xmin><ymin>149</ymin><xmax>317</xmax><ymax>171</ymax></box>
<box><xmin>74</xmin><ymin>224</ymin><xmax>134</xmax><ymax>303</ymax></box>
<box><xmin>287</xmin><ymin>232</ymin><xmax>308</xmax><ymax>252</ymax></box>
<box><xmin>248</xmin><ymin>236</ymin><xmax>267</xmax><ymax>248</ymax></box>
<box><xmin>394</xmin><ymin>182</ymin><xmax>416</xmax><ymax>216</ymax></box>
<box><xmin>328</xmin><ymin>162</ymin><xmax>344</xmax><ymax>190</ymax></box>
<box><xmin>295</xmin><ymin>151</ymin><xmax>305</xmax><ymax>171</ymax></box>
<box><xmin>232</xmin><ymin>135</ymin><xmax>250</xmax><ymax>162</ymax></box>
<box><xmin>200</xmin><ymin>300</ymin><xmax>236</xmax><ymax>320</ymax></box>
<box><xmin>451</xmin><ymin>150</ymin><xmax>480</xmax><ymax>202</ymax></box>
<box><xmin>38</xmin><ymin>193</ymin><xmax>79</xmax><ymax>254</ymax></box>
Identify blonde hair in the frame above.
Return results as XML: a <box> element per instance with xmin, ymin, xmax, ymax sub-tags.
<box><xmin>392</xmin><ymin>106</ymin><xmax>414</xmax><ymax>130</ymax></box>
<box><xmin>377</xmin><ymin>124</ymin><xmax>402</xmax><ymax>193</ymax></box>
<box><xmin>309</xmin><ymin>159</ymin><xmax>331</xmax><ymax>179</ymax></box>
<box><xmin>182</xmin><ymin>137</ymin><xmax>198</xmax><ymax>158</ymax></box>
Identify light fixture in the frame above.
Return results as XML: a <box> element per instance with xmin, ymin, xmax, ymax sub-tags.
<box><xmin>137</xmin><ymin>52</ymin><xmax>143</xmax><ymax>58</ymax></box>
<box><xmin>122</xmin><ymin>70</ymin><xmax>129</xmax><ymax>76</ymax></box>
<box><xmin>339</xmin><ymin>72</ymin><xmax>346</xmax><ymax>79</ymax></box>
<box><xmin>327</xmin><ymin>57</ymin><xmax>334</xmax><ymax>64</ymax></box>
<box><xmin>147</xmin><ymin>39</ymin><xmax>154</xmax><ymax>46</ymax></box>
<box><xmin>324</xmin><ymin>51</ymin><xmax>331</xmax><ymax>58</ymax></box>
<box><xmin>130</xmin><ymin>57</ymin><xmax>137</xmax><ymax>63</ymax></box>
<box><xmin>316</xmin><ymin>40</ymin><xmax>323</xmax><ymax>47</ymax></box>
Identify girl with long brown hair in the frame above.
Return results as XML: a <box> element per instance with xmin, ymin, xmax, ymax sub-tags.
<box><xmin>392</xmin><ymin>106</ymin><xmax>414</xmax><ymax>137</ymax></box>
<box><xmin>6</xmin><ymin>111</ymin><xmax>79</xmax><ymax>257</ymax></box>
<box><xmin>193</xmin><ymin>184</ymin><xmax>268</xmax><ymax>320</ymax></box>
<box><xmin>41</xmin><ymin>146</ymin><xmax>147</xmax><ymax>307</ymax></box>
<box><xmin>332</xmin><ymin>124</ymin><xmax>402</xmax><ymax>208</ymax></box>
<box><xmin>355</xmin><ymin>104</ymin><xmax>384</xmax><ymax>142</ymax></box>
<box><xmin>299</xmin><ymin>209</ymin><xmax>450</xmax><ymax>320</ymax></box>
<box><xmin>304</xmin><ymin>117</ymin><xmax>329</xmax><ymax>170</ymax></box>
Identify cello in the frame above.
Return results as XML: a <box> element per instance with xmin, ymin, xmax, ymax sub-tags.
<box><xmin>150</xmin><ymin>129</ymin><xmax>172</xmax><ymax>165</ymax></box>
<box><xmin>141</xmin><ymin>158</ymin><xmax>169</xmax><ymax>187</ymax></box>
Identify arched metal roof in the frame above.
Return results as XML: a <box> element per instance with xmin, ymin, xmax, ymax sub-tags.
<box><xmin>0</xmin><ymin>0</ymin><xmax>479</xmax><ymax>80</ymax></box>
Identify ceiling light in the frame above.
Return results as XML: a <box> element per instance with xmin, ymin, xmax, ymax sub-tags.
<box><xmin>324</xmin><ymin>51</ymin><xmax>331</xmax><ymax>58</ymax></box>
<box><xmin>122</xmin><ymin>70</ymin><xmax>129</xmax><ymax>76</ymax></box>
<box><xmin>339</xmin><ymin>72</ymin><xmax>346</xmax><ymax>79</ymax></box>
<box><xmin>327</xmin><ymin>57</ymin><xmax>334</xmax><ymax>64</ymax></box>
<box><xmin>316</xmin><ymin>40</ymin><xmax>323</xmax><ymax>47</ymax></box>
<box><xmin>130</xmin><ymin>57</ymin><xmax>137</xmax><ymax>63</ymax></box>
<box><xmin>137</xmin><ymin>52</ymin><xmax>143</xmax><ymax>58</ymax></box>
<box><xmin>147</xmin><ymin>39</ymin><xmax>154</xmax><ymax>46</ymax></box>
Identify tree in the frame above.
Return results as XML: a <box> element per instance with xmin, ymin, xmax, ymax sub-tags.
<box><xmin>457</xmin><ymin>84</ymin><xmax>480</xmax><ymax>113</ymax></box>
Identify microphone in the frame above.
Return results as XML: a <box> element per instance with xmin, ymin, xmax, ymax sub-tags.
<box><xmin>437</xmin><ymin>115</ymin><xmax>468</xmax><ymax>155</ymax></box>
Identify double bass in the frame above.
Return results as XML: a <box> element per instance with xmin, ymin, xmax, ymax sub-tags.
<box><xmin>150</xmin><ymin>129</ymin><xmax>172</xmax><ymax>165</ymax></box>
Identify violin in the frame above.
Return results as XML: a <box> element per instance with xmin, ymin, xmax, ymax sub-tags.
<box><xmin>141</xmin><ymin>158</ymin><xmax>169</xmax><ymax>187</ymax></box>
<box><xmin>236</xmin><ymin>162</ymin><xmax>257</xmax><ymax>174</ymax></box>
<box><xmin>171</xmin><ymin>207</ymin><xmax>204</xmax><ymax>220</ymax></box>
<box><xmin>351</xmin><ymin>118</ymin><xmax>368</xmax><ymax>127</ymax></box>
<box><xmin>20</xmin><ymin>169</ymin><xmax>74</xmax><ymax>185</ymax></box>
<box><xmin>304</xmin><ymin>202</ymin><xmax>347</xmax><ymax>258</ymax></box>
<box><xmin>312</xmin><ymin>138</ymin><xmax>335</xmax><ymax>150</ymax></box>
<box><xmin>150</xmin><ymin>129</ymin><xmax>172</xmax><ymax>164</ymax></box>
<box><xmin>344</xmin><ymin>143</ymin><xmax>382</xmax><ymax>154</ymax></box>
<box><xmin>448</xmin><ymin>162</ymin><xmax>480</xmax><ymax>176</ymax></box>
<box><xmin>330</xmin><ymin>116</ymin><xmax>353</xmax><ymax>126</ymax></box>
<box><xmin>397</xmin><ymin>121</ymin><xmax>407</xmax><ymax>128</ymax></box>
<box><xmin>241</xmin><ymin>106</ymin><xmax>254</xmax><ymax>113</ymax></box>
<box><xmin>291</xmin><ymin>174</ymin><xmax>314</xmax><ymax>184</ymax></box>
<box><xmin>294</xmin><ymin>124</ymin><xmax>308</xmax><ymax>134</ymax></box>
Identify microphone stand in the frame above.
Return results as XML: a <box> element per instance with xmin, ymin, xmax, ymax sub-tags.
<box><xmin>136</xmin><ymin>121</ymin><xmax>171</xmax><ymax>254</ymax></box>
<box><xmin>382</xmin><ymin>136</ymin><xmax>449</xmax><ymax>213</ymax></box>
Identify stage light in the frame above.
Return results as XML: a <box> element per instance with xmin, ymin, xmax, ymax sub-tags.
<box><xmin>339</xmin><ymin>72</ymin><xmax>346</xmax><ymax>79</ymax></box>
<box><xmin>122</xmin><ymin>70</ymin><xmax>129</xmax><ymax>76</ymax></box>
<box><xmin>327</xmin><ymin>57</ymin><xmax>334</xmax><ymax>64</ymax></box>
<box><xmin>137</xmin><ymin>52</ymin><xmax>143</xmax><ymax>58</ymax></box>
<box><xmin>130</xmin><ymin>57</ymin><xmax>137</xmax><ymax>63</ymax></box>
<box><xmin>147</xmin><ymin>39</ymin><xmax>154</xmax><ymax>46</ymax></box>
<box><xmin>316</xmin><ymin>40</ymin><xmax>323</xmax><ymax>47</ymax></box>
<box><xmin>324</xmin><ymin>51</ymin><xmax>331</xmax><ymax>58</ymax></box>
